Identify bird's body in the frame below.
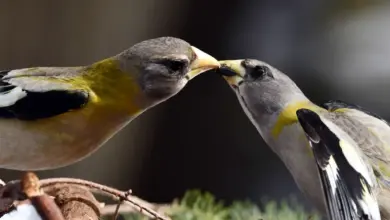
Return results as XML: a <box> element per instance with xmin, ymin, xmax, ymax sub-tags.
<box><xmin>0</xmin><ymin>37</ymin><xmax>219</xmax><ymax>170</ymax></box>
<box><xmin>255</xmin><ymin>101</ymin><xmax>329</xmax><ymax>215</ymax></box>
<box><xmin>219</xmin><ymin>59</ymin><xmax>389</xmax><ymax>219</ymax></box>
<box><xmin>0</xmin><ymin>60</ymin><xmax>141</xmax><ymax>170</ymax></box>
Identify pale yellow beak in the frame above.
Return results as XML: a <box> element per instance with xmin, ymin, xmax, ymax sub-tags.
<box><xmin>186</xmin><ymin>46</ymin><xmax>220</xmax><ymax>80</ymax></box>
<box><xmin>218</xmin><ymin>60</ymin><xmax>246</xmax><ymax>86</ymax></box>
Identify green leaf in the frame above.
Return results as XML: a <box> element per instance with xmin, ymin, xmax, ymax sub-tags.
<box><xmin>107</xmin><ymin>190</ymin><xmax>322</xmax><ymax>220</ymax></box>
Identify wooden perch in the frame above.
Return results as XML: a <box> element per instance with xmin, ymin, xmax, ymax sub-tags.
<box><xmin>22</xmin><ymin>172</ymin><xmax>65</xmax><ymax>220</ymax></box>
<box><xmin>0</xmin><ymin>172</ymin><xmax>171</xmax><ymax>220</ymax></box>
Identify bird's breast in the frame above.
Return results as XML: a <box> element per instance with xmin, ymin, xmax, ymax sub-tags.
<box><xmin>0</xmin><ymin>101</ymin><xmax>133</xmax><ymax>170</ymax></box>
<box><xmin>266</xmin><ymin>123</ymin><xmax>327</xmax><ymax>215</ymax></box>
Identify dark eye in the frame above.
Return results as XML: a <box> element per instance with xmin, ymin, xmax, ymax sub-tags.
<box><xmin>160</xmin><ymin>60</ymin><xmax>186</xmax><ymax>73</ymax></box>
<box><xmin>248</xmin><ymin>65</ymin><xmax>272</xmax><ymax>80</ymax></box>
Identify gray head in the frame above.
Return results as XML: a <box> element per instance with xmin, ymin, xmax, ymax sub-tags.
<box><xmin>116</xmin><ymin>37</ymin><xmax>220</xmax><ymax>103</ymax></box>
<box><xmin>218</xmin><ymin>59</ymin><xmax>308</xmax><ymax>118</ymax></box>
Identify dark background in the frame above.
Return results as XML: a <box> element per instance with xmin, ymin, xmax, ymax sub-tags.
<box><xmin>1</xmin><ymin>0</ymin><xmax>390</xmax><ymax>213</ymax></box>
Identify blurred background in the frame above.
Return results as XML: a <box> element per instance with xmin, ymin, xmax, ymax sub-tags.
<box><xmin>0</xmin><ymin>0</ymin><xmax>390</xmax><ymax>214</ymax></box>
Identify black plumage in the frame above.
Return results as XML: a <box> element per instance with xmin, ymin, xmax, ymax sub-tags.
<box><xmin>297</xmin><ymin>109</ymin><xmax>371</xmax><ymax>220</ymax></box>
<box><xmin>0</xmin><ymin>70</ymin><xmax>89</xmax><ymax>120</ymax></box>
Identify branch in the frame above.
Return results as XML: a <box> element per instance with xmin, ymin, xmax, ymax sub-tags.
<box><xmin>0</xmin><ymin>175</ymin><xmax>170</xmax><ymax>220</ymax></box>
<box><xmin>101</xmin><ymin>203</ymin><xmax>171</xmax><ymax>216</ymax></box>
<box><xmin>39</xmin><ymin>178</ymin><xmax>170</xmax><ymax>220</ymax></box>
<box><xmin>21</xmin><ymin>172</ymin><xmax>65</xmax><ymax>220</ymax></box>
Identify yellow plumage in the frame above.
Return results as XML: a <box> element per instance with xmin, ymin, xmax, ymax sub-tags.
<box><xmin>0</xmin><ymin>37</ymin><xmax>220</xmax><ymax>170</ymax></box>
<box><xmin>271</xmin><ymin>101</ymin><xmax>323</xmax><ymax>138</ymax></box>
<box><xmin>13</xmin><ymin>59</ymin><xmax>147</xmax><ymax>168</ymax></box>
<box><xmin>0</xmin><ymin>62</ymin><xmax>138</xmax><ymax>168</ymax></box>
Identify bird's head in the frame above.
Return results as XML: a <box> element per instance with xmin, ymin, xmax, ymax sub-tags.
<box><xmin>217</xmin><ymin>59</ymin><xmax>307</xmax><ymax>116</ymax></box>
<box><xmin>119</xmin><ymin>37</ymin><xmax>220</xmax><ymax>103</ymax></box>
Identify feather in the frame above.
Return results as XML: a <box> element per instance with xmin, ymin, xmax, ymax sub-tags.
<box><xmin>0</xmin><ymin>69</ymin><xmax>89</xmax><ymax>120</ymax></box>
<box><xmin>297</xmin><ymin>109</ymin><xmax>380</xmax><ymax>220</ymax></box>
<box><xmin>322</xmin><ymin>100</ymin><xmax>390</xmax><ymax>186</ymax></box>
<box><xmin>321</xmin><ymin>100</ymin><xmax>386</xmax><ymax>123</ymax></box>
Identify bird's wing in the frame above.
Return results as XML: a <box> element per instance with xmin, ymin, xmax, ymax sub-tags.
<box><xmin>322</xmin><ymin>100</ymin><xmax>390</xmax><ymax>186</ymax></box>
<box><xmin>0</xmin><ymin>68</ymin><xmax>89</xmax><ymax>120</ymax></box>
<box><xmin>296</xmin><ymin>109</ymin><xmax>380</xmax><ymax>220</ymax></box>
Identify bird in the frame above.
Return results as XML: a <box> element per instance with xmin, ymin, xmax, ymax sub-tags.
<box><xmin>217</xmin><ymin>59</ymin><xmax>389</xmax><ymax>220</ymax></box>
<box><xmin>0</xmin><ymin>36</ymin><xmax>220</xmax><ymax>171</ymax></box>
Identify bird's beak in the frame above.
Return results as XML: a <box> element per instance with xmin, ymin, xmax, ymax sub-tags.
<box><xmin>186</xmin><ymin>46</ymin><xmax>220</xmax><ymax>80</ymax></box>
<box><xmin>218</xmin><ymin>60</ymin><xmax>245</xmax><ymax>87</ymax></box>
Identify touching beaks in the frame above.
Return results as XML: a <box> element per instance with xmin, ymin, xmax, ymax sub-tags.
<box><xmin>218</xmin><ymin>60</ymin><xmax>245</xmax><ymax>87</ymax></box>
<box><xmin>186</xmin><ymin>46</ymin><xmax>220</xmax><ymax>80</ymax></box>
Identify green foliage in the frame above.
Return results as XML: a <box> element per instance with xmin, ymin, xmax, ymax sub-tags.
<box><xmin>257</xmin><ymin>200</ymin><xmax>321</xmax><ymax>220</ymax></box>
<box><xmin>108</xmin><ymin>190</ymin><xmax>322</xmax><ymax>220</ymax></box>
<box><xmin>226</xmin><ymin>201</ymin><xmax>263</xmax><ymax>220</ymax></box>
<box><xmin>166</xmin><ymin>190</ymin><xmax>228</xmax><ymax>220</ymax></box>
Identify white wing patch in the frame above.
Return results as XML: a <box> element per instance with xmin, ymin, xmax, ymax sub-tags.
<box><xmin>321</xmin><ymin>117</ymin><xmax>374</xmax><ymax>186</ymax></box>
<box><xmin>320</xmin><ymin>116</ymin><xmax>380</xmax><ymax>220</ymax></box>
<box><xmin>339</xmin><ymin>140</ymin><xmax>373</xmax><ymax>186</ymax></box>
<box><xmin>0</xmin><ymin>87</ymin><xmax>27</xmax><ymax>107</ymax></box>
<box><xmin>3</xmin><ymin>69</ymin><xmax>74</xmax><ymax>92</ymax></box>
<box><xmin>360</xmin><ymin>184</ymin><xmax>381</xmax><ymax>220</ymax></box>
<box><xmin>326</xmin><ymin>155</ymin><xmax>340</xmax><ymax>195</ymax></box>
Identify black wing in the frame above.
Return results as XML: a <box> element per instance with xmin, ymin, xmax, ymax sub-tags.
<box><xmin>0</xmin><ymin>70</ymin><xmax>89</xmax><ymax>120</ymax></box>
<box><xmin>297</xmin><ymin>109</ymin><xmax>374</xmax><ymax>220</ymax></box>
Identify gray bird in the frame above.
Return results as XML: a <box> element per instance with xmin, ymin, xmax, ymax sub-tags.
<box><xmin>0</xmin><ymin>36</ymin><xmax>220</xmax><ymax>171</ymax></box>
<box><xmin>218</xmin><ymin>59</ymin><xmax>389</xmax><ymax>220</ymax></box>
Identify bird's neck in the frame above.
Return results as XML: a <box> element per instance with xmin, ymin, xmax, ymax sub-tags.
<box><xmin>270</xmin><ymin>99</ymin><xmax>322</xmax><ymax>139</ymax></box>
<box><xmin>84</xmin><ymin>58</ymin><xmax>150</xmax><ymax>121</ymax></box>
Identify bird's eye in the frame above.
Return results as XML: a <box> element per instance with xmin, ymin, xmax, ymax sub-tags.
<box><xmin>248</xmin><ymin>65</ymin><xmax>272</xmax><ymax>80</ymax></box>
<box><xmin>160</xmin><ymin>60</ymin><xmax>186</xmax><ymax>73</ymax></box>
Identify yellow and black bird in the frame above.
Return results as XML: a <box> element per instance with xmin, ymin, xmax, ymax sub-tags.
<box><xmin>0</xmin><ymin>36</ymin><xmax>219</xmax><ymax>171</ymax></box>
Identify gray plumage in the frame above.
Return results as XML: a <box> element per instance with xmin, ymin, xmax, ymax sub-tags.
<box><xmin>219</xmin><ymin>59</ymin><xmax>390</xmax><ymax>220</ymax></box>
